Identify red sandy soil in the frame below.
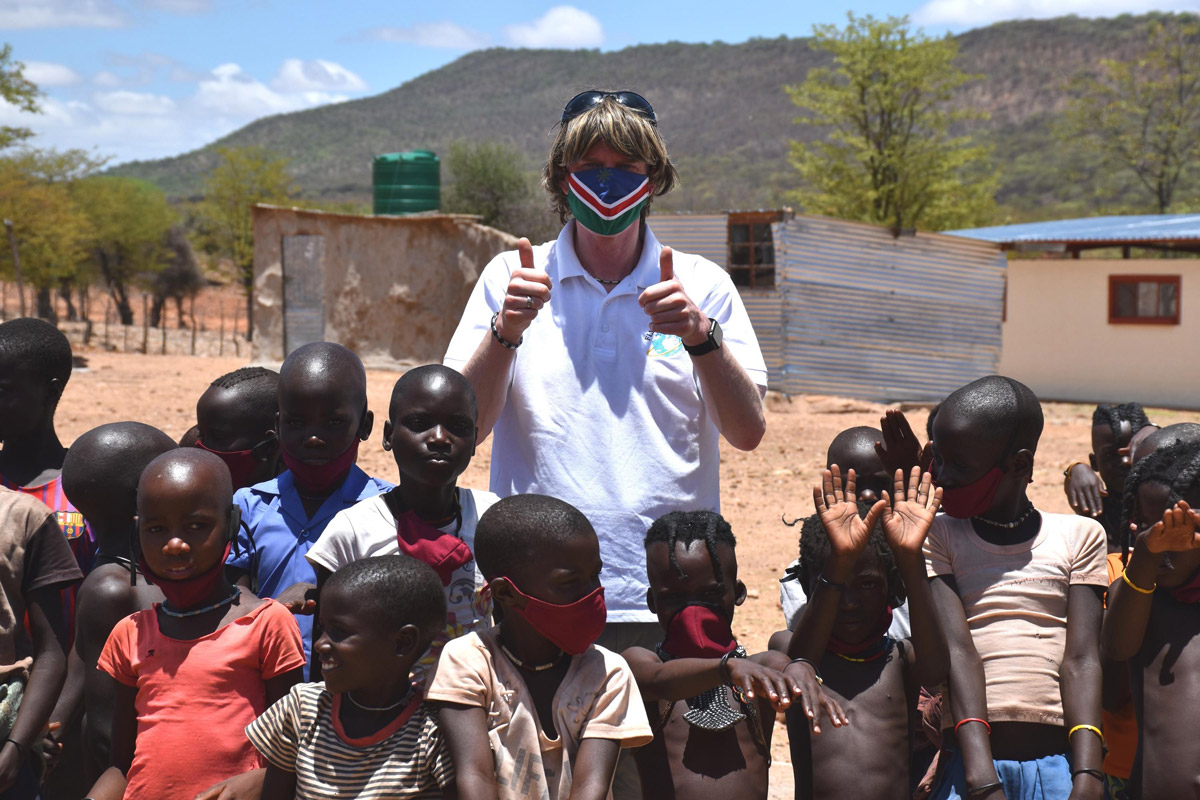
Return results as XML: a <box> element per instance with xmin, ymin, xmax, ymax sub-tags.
<box><xmin>54</xmin><ymin>351</ymin><xmax>1199</xmax><ymax>797</ymax></box>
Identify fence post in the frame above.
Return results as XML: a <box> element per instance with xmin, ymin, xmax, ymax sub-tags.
<box><xmin>142</xmin><ymin>294</ymin><xmax>149</xmax><ymax>354</ymax></box>
<box><xmin>190</xmin><ymin>296</ymin><xmax>197</xmax><ymax>355</ymax></box>
<box><xmin>104</xmin><ymin>295</ymin><xmax>111</xmax><ymax>349</ymax></box>
<box><xmin>233</xmin><ymin>301</ymin><xmax>241</xmax><ymax>357</ymax></box>
<box><xmin>219</xmin><ymin>301</ymin><xmax>225</xmax><ymax>357</ymax></box>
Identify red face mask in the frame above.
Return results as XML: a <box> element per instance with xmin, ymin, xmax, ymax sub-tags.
<box><xmin>933</xmin><ymin>464</ymin><xmax>1006</xmax><ymax>519</ymax></box>
<box><xmin>139</xmin><ymin>541</ymin><xmax>233</xmax><ymax>611</ymax></box>
<box><xmin>282</xmin><ymin>439</ymin><xmax>359</xmax><ymax>495</ymax></box>
<box><xmin>502</xmin><ymin>579</ymin><xmax>607</xmax><ymax>655</ymax></box>
<box><xmin>660</xmin><ymin>603</ymin><xmax>737</xmax><ymax>659</ymax></box>
<box><xmin>195</xmin><ymin>440</ymin><xmax>260</xmax><ymax>490</ymax></box>
<box><xmin>395</xmin><ymin>511</ymin><xmax>473</xmax><ymax>586</ymax></box>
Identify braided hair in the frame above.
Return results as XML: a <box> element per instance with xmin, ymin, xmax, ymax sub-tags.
<box><xmin>644</xmin><ymin>510</ymin><xmax>736</xmax><ymax>586</ymax></box>
<box><xmin>1120</xmin><ymin>438</ymin><xmax>1200</xmax><ymax>561</ymax></box>
<box><xmin>1092</xmin><ymin>402</ymin><xmax>1153</xmax><ymax>438</ymax></box>
<box><xmin>795</xmin><ymin>502</ymin><xmax>905</xmax><ymax>608</ymax></box>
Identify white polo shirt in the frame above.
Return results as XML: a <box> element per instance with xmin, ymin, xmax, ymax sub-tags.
<box><xmin>444</xmin><ymin>222</ymin><xmax>766</xmax><ymax>622</ymax></box>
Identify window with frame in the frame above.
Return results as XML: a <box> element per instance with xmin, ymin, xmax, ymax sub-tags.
<box><xmin>727</xmin><ymin>212</ymin><xmax>778</xmax><ymax>289</ymax></box>
<box><xmin>1108</xmin><ymin>275</ymin><xmax>1181</xmax><ymax>325</ymax></box>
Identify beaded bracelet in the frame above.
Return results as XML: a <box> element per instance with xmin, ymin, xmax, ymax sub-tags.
<box><xmin>1121</xmin><ymin>570</ymin><xmax>1155</xmax><ymax>595</ymax></box>
<box><xmin>954</xmin><ymin>717</ymin><xmax>991</xmax><ymax>735</ymax></box>
<box><xmin>1068</xmin><ymin>724</ymin><xmax>1104</xmax><ymax>744</ymax></box>
<box><xmin>489</xmin><ymin>312</ymin><xmax>522</xmax><ymax>349</ymax></box>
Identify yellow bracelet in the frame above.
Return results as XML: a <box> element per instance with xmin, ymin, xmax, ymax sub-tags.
<box><xmin>1121</xmin><ymin>570</ymin><xmax>1155</xmax><ymax>595</ymax></box>
<box><xmin>1068</xmin><ymin>724</ymin><xmax>1104</xmax><ymax>744</ymax></box>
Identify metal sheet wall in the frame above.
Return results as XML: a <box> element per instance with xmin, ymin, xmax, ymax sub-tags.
<box><xmin>776</xmin><ymin>216</ymin><xmax>1005</xmax><ymax>402</ymax></box>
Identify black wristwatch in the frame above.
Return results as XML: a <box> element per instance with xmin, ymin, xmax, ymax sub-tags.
<box><xmin>684</xmin><ymin>318</ymin><xmax>723</xmax><ymax>357</ymax></box>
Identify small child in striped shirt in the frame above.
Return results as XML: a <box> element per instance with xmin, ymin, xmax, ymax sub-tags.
<box><xmin>247</xmin><ymin>556</ymin><xmax>455</xmax><ymax>799</ymax></box>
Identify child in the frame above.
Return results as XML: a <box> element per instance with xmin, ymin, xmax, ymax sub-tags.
<box><xmin>247</xmin><ymin>556</ymin><xmax>455</xmax><ymax>799</ymax></box>
<box><xmin>227</xmin><ymin>342</ymin><xmax>392</xmax><ymax>673</ymax></box>
<box><xmin>626</xmin><ymin>510</ymin><xmax>840</xmax><ymax>800</ymax></box>
<box><xmin>1100</xmin><ymin>439</ymin><xmax>1200</xmax><ymax>800</ymax></box>
<box><xmin>43</xmin><ymin>423</ymin><xmax>175</xmax><ymax>785</ymax></box>
<box><xmin>194</xmin><ymin>366</ymin><xmax>282</xmax><ymax>490</ymax></box>
<box><xmin>0</xmin><ymin>486</ymin><xmax>82</xmax><ymax>798</ymax></box>
<box><xmin>88</xmin><ymin>449</ymin><xmax>306</xmax><ymax>800</ymax></box>
<box><xmin>1063</xmin><ymin>403</ymin><xmax>1154</xmax><ymax>550</ymax></box>
<box><xmin>0</xmin><ymin>318</ymin><xmax>93</xmax><ymax>629</ymax></box>
<box><xmin>427</xmin><ymin>494</ymin><xmax>653</xmax><ymax>800</ymax></box>
<box><xmin>307</xmin><ymin>365</ymin><xmax>498</xmax><ymax>680</ymax></box>
<box><xmin>925</xmin><ymin>376</ymin><xmax>1107</xmax><ymax>800</ymax></box>
<box><xmin>782</xmin><ymin>466</ymin><xmax>948</xmax><ymax>800</ymax></box>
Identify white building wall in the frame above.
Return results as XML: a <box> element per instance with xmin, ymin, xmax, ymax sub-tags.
<box><xmin>998</xmin><ymin>258</ymin><xmax>1200</xmax><ymax>408</ymax></box>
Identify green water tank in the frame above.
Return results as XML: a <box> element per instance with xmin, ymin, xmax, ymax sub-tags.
<box><xmin>373</xmin><ymin>150</ymin><xmax>440</xmax><ymax>215</ymax></box>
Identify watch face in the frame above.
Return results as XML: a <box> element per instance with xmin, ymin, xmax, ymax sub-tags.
<box><xmin>710</xmin><ymin>319</ymin><xmax>723</xmax><ymax>348</ymax></box>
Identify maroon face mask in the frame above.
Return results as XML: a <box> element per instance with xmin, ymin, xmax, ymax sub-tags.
<box><xmin>395</xmin><ymin>511</ymin><xmax>473</xmax><ymax>586</ymax></box>
<box><xmin>139</xmin><ymin>541</ymin><xmax>233</xmax><ymax>611</ymax></box>
<box><xmin>660</xmin><ymin>603</ymin><xmax>737</xmax><ymax>659</ymax></box>
<box><xmin>502</xmin><ymin>579</ymin><xmax>607</xmax><ymax>655</ymax></box>
<box><xmin>933</xmin><ymin>464</ymin><xmax>1006</xmax><ymax>520</ymax></box>
<box><xmin>282</xmin><ymin>439</ymin><xmax>359</xmax><ymax>495</ymax></box>
<box><xmin>195</xmin><ymin>440</ymin><xmax>260</xmax><ymax>490</ymax></box>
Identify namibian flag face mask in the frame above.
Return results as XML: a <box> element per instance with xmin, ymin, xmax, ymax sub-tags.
<box><xmin>567</xmin><ymin>167</ymin><xmax>651</xmax><ymax>236</ymax></box>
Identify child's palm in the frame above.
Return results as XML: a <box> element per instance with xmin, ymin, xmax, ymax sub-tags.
<box><xmin>813</xmin><ymin>466</ymin><xmax>884</xmax><ymax>559</ymax></box>
<box><xmin>881</xmin><ymin>468</ymin><xmax>941</xmax><ymax>557</ymax></box>
<box><xmin>1144</xmin><ymin>500</ymin><xmax>1200</xmax><ymax>554</ymax></box>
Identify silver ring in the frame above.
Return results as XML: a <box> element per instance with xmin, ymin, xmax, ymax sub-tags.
<box><xmin>525</xmin><ymin>296</ymin><xmax>534</xmax><ymax>309</ymax></box>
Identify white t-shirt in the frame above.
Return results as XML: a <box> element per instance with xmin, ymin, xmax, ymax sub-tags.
<box><xmin>444</xmin><ymin>222</ymin><xmax>767</xmax><ymax>622</ymax></box>
<box><xmin>306</xmin><ymin>488</ymin><xmax>499</xmax><ymax>674</ymax></box>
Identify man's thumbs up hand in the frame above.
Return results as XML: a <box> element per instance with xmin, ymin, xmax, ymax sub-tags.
<box><xmin>638</xmin><ymin>246</ymin><xmax>709</xmax><ymax>348</ymax></box>
<box><xmin>497</xmin><ymin>237</ymin><xmax>552</xmax><ymax>343</ymax></box>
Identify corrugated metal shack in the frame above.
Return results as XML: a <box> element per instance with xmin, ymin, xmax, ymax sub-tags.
<box><xmin>649</xmin><ymin>211</ymin><xmax>1006</xmax><ymax>402</ymax></box>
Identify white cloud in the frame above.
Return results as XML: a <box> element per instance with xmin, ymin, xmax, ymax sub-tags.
<box><xmin>367</xmin><ymin>21</ymin><xmax>490</xmax><ymax>50</ymax></box>
<box><xmin>140</xmin><ymin>0</ymin><xmax>211</xmax><ymax>12</ymax></box>
<box><xmin>0</xmin><ymin>0</ymin><xmax>126</xmax><ymax>28</ymax></box>
<box><xmin>23</xmin><ymin>61</ymin><xmax>82</xmax><ymax>87</ymax></box>
<box><xmin>94</xmin><ymin>90</ymin><xmax>175</xmax><ymax>115</ymax></box>
<box><xmin>93</xmin><ymin>70</ymin><xmax>122</xmax><ymax>87</ymax></box>
<box><xmin>504</xmin><ymin>6</ymin><xmax>604</xmax><ymax>49</ymax></box>
<box><xmin>271</xmin><ymin>59</ymin><xmax>367</xmax><ymax>94</ymax></box>
<box><xmin>913</xmin><ymin>0</ymin><xmax>1200</xmax><ymax>28</ymax></box>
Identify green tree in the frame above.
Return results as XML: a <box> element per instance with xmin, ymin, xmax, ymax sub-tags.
<box><xmin>442</xmin><ymin>140</ymin><xmax>557</xmax><ymax>241</ymax></box>
<box><xmin>1061</xmin><ymin>17</ymin><xmax>1200</xmax><ymax>213</ymax></box>
<box><xmin>72</xmin><ymin>176</ymin><xmax>176</xmax><ymax>324</ymax></box>
<box><xmin>197</xmin><ymin>146</ymin><xmax>297</xmax><ymax>339</ymax></box>
<box><xmin>786</xmin><ymin>14</ymin><xmax>995</xmax><ymax>233</ymax></box>
<box><xmin>0</xmin><ymin>44</ymin><xmax>41</xmax><ymax>151</ymax></box>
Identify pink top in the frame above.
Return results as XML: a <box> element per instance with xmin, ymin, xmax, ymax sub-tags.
<box><xmin>97</xmin><ymin>599</ymin><xmax>306</xmax><ymax>800</ymax></box>
<box><xmin>924</xmin><ymin>511</ymin><xmax>1107</xmax><ymax>726</ymax></box>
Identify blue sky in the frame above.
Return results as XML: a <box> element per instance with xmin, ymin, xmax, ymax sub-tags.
<box><xmin>2</xmin><ymin>0</ymin><xmax>1197</xmax><ymax>165</ymax></box>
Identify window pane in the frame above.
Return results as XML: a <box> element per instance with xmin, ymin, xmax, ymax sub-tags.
<box><xmin>729</xmin><ymin>243</ymin><xmax>751</xmax><ymax>266</ymax></box>
<box><xmin>752</xmin><ymin>223</ymin><xmax>773</xmax><ymax>240</ymax></box>
<box><xmin>1136</xmin><ymin>282</ymin><xmax>1159</xmax><ymax>317</ymax></box>
<box><xmin>1159</xmin><ymin>282</ymin><xmax>1178</xmax><ymax>318</ymax></box>
<box><xmin>728</xmin><ymin>267</ymin><xmax>750</xmax><ymax>287</ymax></box>
<box><xmin>729</xmin><ymin>225</ymin><xmax>750</xmax><ymax>244</ymax></box>
<box><xmin>754</xmin><ymin>266</ymin><xmax>776</xmax><ymax>288</ymax></box>
<box><xmin>1115</xmin><ymin>283</ymin><xmax>1136</xmax><ymax>318</ymax></box>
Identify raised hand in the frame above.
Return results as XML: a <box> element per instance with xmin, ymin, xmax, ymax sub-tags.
<box><xmin>813</xmin><ymin>465</ymin><xmax>886</xmax><ymax>561</ymax></box>
<box><xmin>1141</xmin><ymin>500</ymin><xmax>1200</xmax><ymax>554</ymax></box>
<box><xmin>497</xmin><ymin>237</ymin><xmax>552</xmax><ymax>342</ymax></box>
<box><xmin>1065</xmin><ymin>463</ymin><xmax>1106</xmax><ymax>518</ymax></box>
<box><xmin>875</xmin><ymin>410</ymin><xmax>923</xmax><ymax>479</ymax></box>
<box><xmin>881</xmin><ymin>467</ymin><xmax>942</xmax><ymax>558</ymax></box>
<box><xmin>637</xmin><ymin>247</ymin><xmax>709</xmax><ymax>347</ymax></box>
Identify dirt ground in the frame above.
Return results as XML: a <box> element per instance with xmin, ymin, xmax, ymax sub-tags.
<box><xmin>54</xmin><ymin>351</ymin><xmax>1200</xmax><ymax>798</ymax></box>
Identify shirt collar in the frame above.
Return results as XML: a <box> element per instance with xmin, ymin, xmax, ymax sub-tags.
<box><xmin>256</xmin><ymin>464</ymin><xmax>373</xmax><ymax>503</ymax></box>
<box><xmin>551</xmin><ymin>220</ymin><xmax>664</xmax><ymax>294</ymax></box>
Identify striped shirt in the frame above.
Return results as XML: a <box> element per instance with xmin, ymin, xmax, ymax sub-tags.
<box><xmin>246</xmin><ymin>683</ymin><xmax>453</xmax><ymax>799</ymax></box>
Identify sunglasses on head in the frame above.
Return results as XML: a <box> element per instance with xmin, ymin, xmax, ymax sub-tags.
<box><xmin>561</xmin><ymin>91</ymin><xmax>657</xmax><ymax>126</ymax></box>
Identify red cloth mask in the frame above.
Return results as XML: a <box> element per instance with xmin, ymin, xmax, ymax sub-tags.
<box><xmin>659</xmin><ymin>603</ymin><xmax>738</xmax><ymax>659</ymax></box>
<box><xmin>1169</xmin><ymin>566</ymin><xmax>1200</xmax><ymax>604</ymax></box>
<box><xmin>502</xmin><ymin>580</ymin><xmax>607</xmax><ymax>655</ymax></box>
<box><xmin>282</xmin><ymin>439</ymin><xmax>359</xmax><ymax>495</ymax></box>
<box><xmin>828</xmin><ymin>606</ymin><xmax>894</xmax><ymax>656</ymax></box>
<box><xmin>139</xmin><ymin>541</ymin><xmax>233</xmax><ymax>610</ymax></box>
<box><xmin>396</xmin><ymin>511</ymin><xmax>473</xmax><ymax>586</ymax></box>
<box><xmin>195</xmin><ymin>440</ymin><xmax>259</xmax><ymax>490</ymax></box>
<box><xmin>934</xmin><ymin>465</ymin><xmax>1005</xmax><ymax>519</ymax></box>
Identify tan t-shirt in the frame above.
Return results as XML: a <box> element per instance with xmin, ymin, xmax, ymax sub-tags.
<box><xmin>0</xmin><ymin>487</ymin><xmax>84</xmax><ymax>677</ymax></box>
<box><xmin>426</xmin><ymin>628</ymin><xmax>653</xmax><ymax>800</ymax></box>
<box><xmin>924</xmin><ymin>510</ymin><xmax>1107</xmax><ymax>726</ymax></box>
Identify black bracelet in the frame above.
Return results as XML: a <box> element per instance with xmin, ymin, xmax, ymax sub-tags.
<box><xmin>718</xmin><ymin>651</ymin><xmax>735</xmax><ymax>686</ymax></box>
<box><xmin>966</xmin><ymin>782</ymin><xmax>1003</xmax><ymax>797</ymax></box>
<box><xmin>1071</xmin><ymin>768</ymin><xmax>1105</xmax><ymax>782</ymax></box>
<box><xmin>817</xmin><ymin>573</ymin><xmax>845</xmax><ymax>590</ymax></box>
<box><xmin>489</xmin><ymin>312</ymin><xmax>522</xmax><ymax>349</ymax></box>
<box><xmin>4</xmin><ymin>738</ymin><xmax>26</xmax><ymax>761</ymax></box>
<box><xmin>788</xmin><ymin>657</ymin><xmax>824</xmax><ymax>685</ymax></box>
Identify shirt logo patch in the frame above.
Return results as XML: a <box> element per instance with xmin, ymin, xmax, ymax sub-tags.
<box><xmin>645</xmin><ymin>331</ymin><xmax>683</xmax><ymax>357</ymax></box>
<box><xmin>57</xmin><ymin>511</ymin><xmax>86</xmax><ymax>540</ymax></box>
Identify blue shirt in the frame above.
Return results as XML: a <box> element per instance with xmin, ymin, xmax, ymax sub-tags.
<box><xmin>228</xmin><ymin>465</ymin><xmax>392</xmax><ymax>675</ymax></box>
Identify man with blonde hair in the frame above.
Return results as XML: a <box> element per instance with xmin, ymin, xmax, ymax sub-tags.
<box><xmin>444</xmin><ymin>89</ymin><xmax>766</xmax><ymax>677</ymax></box>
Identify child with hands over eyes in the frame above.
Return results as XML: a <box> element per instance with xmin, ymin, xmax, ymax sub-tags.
<box><xmin>781</xmin><ymin>466</ymin><xmax>948</xmax><ymax>800</ymax></box>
